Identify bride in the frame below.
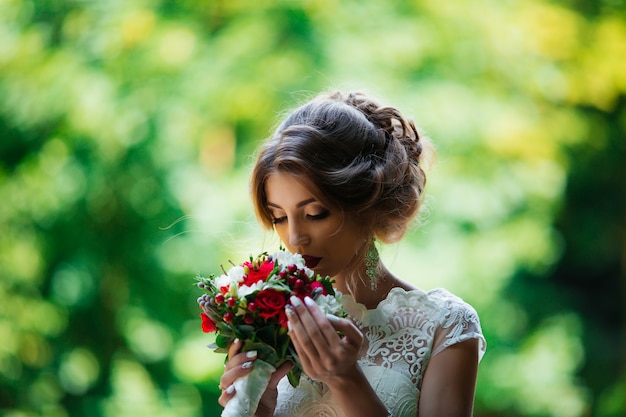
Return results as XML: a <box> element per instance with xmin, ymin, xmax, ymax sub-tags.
<box><xmin>216</xmin><ymin>91</ymin><xmax>486</xmax><ymax>417</ymax></box>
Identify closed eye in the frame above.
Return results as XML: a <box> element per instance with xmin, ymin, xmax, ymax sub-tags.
<box><xmin>307</xmin><ymin>210</ymin><xmax>330</xmax><ymax>221</ymax></box>
<box><xmin>272</xmin><ymin>216</ymin><xmax>287</xmax><ymax>224</ymax></box>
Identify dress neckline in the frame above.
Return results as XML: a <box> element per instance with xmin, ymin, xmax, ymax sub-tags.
<box><xmin>341</xmin><ymin>286</ymin><xmax>433</xmax><ymax>321</ymax></box>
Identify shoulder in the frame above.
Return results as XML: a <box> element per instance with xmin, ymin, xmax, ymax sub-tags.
<box><xmin>424</xmin><ymin>288</ymin><xmax>486</xmax><ymax>361</ymax></box>
<box><xmin>371</xmin><ymin>286</ymin><xmax>465</xmax><ymax>328</ymax></box>
<box><xmin>379</xmin><ymin>285</ymin><xmax>477</xmax><ymax>320</ymax></box>
<box><xmin>426</xmin><ymin>288</ymin><xmax>481</xmax><ymax>321</ymax></box>
<box><xmin>380</xmin><ymin>286</ymin><xmax>486</xmax><ymax>360</ymax></box>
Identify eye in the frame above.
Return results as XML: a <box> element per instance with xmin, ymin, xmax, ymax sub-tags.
<box><xmin>307</xmin><ymin>210</ymin><xmax>330</xmax><ymax>221</ymax></box>
<box><xmin>272</xmin><ymin>216</ymin><xmax>287</xmax><ymax>225</ymax></box>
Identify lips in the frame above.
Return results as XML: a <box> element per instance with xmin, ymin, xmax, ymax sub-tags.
<box><xmin>302</xmin><ymin>255</ymin><xmax>322</xmax><ymax>269</ymax></box>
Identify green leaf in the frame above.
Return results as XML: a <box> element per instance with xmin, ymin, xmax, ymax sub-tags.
<box><xmin>241</xmin><ymin>340</ymin><xmax>284</xmax><ymax>365</ymax></box>
<box><xmin>235</xmin><ymin>324</ymin><xmax>255</xmax><ymax>340</ymax></box>
<box><xmin>215</xmin><ymin>334</ymin><xmax>233</xmax><ymax>348</ymax></box>
<box><xmin>287</xmin><ymin>367</ymin><xmax>302</xmax><ymax>388</ymax></box>
<box><xmin>255</xmin><ymin>325</ymin><xmax>279</xmax><ymax>345</ymax></box>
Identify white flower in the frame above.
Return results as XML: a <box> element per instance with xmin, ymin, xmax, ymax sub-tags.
<box><xmin>228</xmin><ymin>265</ymin><xmax>246</xmax><ymax>283</ymax></box>
<box><xmin>273</xmin><ymin>249</ymin><xmax>306</xmax><ymax>269</ymax></box>
<box><xmin>315</xmin><ymin>292</ymin><xmax>343</xmax><ymax>316</ymax></box>
<box><xmin>238</xmin><ymin>281</ymin><xmax>262</xmax><ymax>298</ymax></box>
<box><xmin>215</xmin><ymin>273</ymin><xmax>232</xmax><ymax>289</ymax></box>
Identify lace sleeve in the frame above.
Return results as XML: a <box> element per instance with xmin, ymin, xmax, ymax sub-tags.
<box><xmin>429</xmin><ymin>288</ymin><xmax>486</xmax><ymax>361</ymax></box>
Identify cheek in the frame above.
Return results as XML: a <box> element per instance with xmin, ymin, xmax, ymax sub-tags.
<box><xmin>274</xmin><ymin>226</ymin><xmax>295</xmax><ymax>251</ymax></box>
<box><xmin>274</xmin><ymin>228</ymin><xmax>285</xmax><ymax>242</ymax></box>
<box><xmin>328</xmin><ymin>229</ymin><xmax>363</xmax><ymax>255</ymax></box>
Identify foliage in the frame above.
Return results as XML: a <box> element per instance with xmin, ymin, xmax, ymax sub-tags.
<box><xmin>0</xmin><ymin>0</ymin><xmax>624</xmax><ymax>416</ymax></box>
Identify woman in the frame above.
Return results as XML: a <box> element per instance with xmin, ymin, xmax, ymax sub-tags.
<box><xmin>217</xmin><ymin>91</ymin><xmax>486</xmax><ymax>417</ymax></box>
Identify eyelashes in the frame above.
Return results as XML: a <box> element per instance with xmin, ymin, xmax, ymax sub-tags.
<box><xmin>271</xmin><ymin>210</ymin><xmax>330</xmax><ymax>225</ymax></box>
<box><xmin>308</xmin><ymin>210</ymin><xmax>330</xmax><ymax>221</ymax></box>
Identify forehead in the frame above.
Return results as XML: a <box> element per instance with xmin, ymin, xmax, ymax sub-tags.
<box><xmin>265</xmin><ymin>172</ymin><xmax>320</xmax><ymax>202</ymax></box>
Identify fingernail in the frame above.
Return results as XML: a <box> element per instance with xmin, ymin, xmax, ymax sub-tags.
<box><xmin>290</xmin><ymin>296</ymin><xmax>302</xmax><ymax>307</ymax></box>
<box><xmin>246</xmin><ymin>350</ymin><xmax>257</xmax><ymax>359</ymax></box>
<box><xmin>225</xmin><ymin>385</ymin><xmax>235</xmax><ymax>394</ymax></box>
<box><xmin>288</xmin><ymin>320</ymin><xmax>292</xmax><ymax>331</ymax></box>
<box><xmin>326</xmin><ymin>313</ymin><xmax>339</xmax><ymax>322</ymax></box>
<box><xmin>242</xmin><ymin>361</ymin><xmax>254</xmax><ymax>369</ymax></box>
<box><xmin>285</xmin><ymin>304</ymin><xmax>295</xmax><ymax>317</ymax></box>
<box><xmin>304</xmin><ymin>296</ymin><xmax>315</xmax><ymax>307</ymax></box>
<box><xmin>312</xmin><ymin>287</ymin><xmax>323</xmax><ymax>299</ymax></box>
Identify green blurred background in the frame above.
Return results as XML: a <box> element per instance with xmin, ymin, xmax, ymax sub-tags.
<box><xmin>1</xmin><ymin>0</ymin><xmax>625</xmax><ymax>416</ymax></box>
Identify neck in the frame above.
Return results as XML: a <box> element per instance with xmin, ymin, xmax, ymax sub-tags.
<box><xmin>334</xmin><ymin>263</ymin><xmax>397</xmax><ymax>309</ymax></box>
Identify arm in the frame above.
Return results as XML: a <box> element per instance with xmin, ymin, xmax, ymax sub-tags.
<box><xmin>418</xmin><ymin>338</ymin><xmax>480</xmax><ymax>417</ymax></box>
<box><xmin>286</xmin><ymin>296</ymin><xmax>390</xmax><ymax>417</ymax></box>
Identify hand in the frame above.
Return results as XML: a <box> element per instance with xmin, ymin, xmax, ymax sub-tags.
<box><xmin>286</xmin><ymin>296</ymin><xmax>364</xmax><ymax>387</ymax></box>
<box><xmin>218</xmin><ymin>339</ymin><xmax>292</xmax><ymax>417</ymax></box>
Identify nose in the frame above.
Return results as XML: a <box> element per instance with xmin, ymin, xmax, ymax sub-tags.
<box><xmin>287</xmin><ymin>219</ymin><xmax>310</xmax><ymax>248</ymax></box>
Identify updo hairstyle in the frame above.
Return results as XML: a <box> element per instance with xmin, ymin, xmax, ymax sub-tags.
<box><xmin>251</xmin><ymin>91</ymin><xmax>433</xmax><ymax>243</ymax></box>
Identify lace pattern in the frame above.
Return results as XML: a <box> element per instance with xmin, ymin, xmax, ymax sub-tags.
<box><xmin>274</xmin><ymin>287</ymin><xmax>486</xmax><ymax>417</ymax></box>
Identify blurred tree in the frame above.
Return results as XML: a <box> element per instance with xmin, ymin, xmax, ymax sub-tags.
<box><xmin>0</xmin><ymin>0</ymin><xmax>624</xmax><ymax>416</ymax></box>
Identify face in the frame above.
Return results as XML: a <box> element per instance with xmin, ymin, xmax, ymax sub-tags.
<box><xmin>265</xmin><ymin>172</ymin><xmax>366</xmax><ymax>282</ymax></box>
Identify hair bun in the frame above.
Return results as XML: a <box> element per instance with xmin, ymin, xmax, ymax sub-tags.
<box><xmin>251</xmin><ymin>90</ymin><xmax>435</xmax><ymax>243</ymax></box>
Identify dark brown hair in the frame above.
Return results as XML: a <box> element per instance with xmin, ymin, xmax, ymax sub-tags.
<box><xmin>251</xmin><ymin>91</ymin><xmax>433</xmax><ymax>243</ymax></box>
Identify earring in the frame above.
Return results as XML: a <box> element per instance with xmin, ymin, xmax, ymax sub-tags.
<box><xmin>365</xmin><ymin>237</ymin><xmax>379</xmax><ymax>291</ymax></box>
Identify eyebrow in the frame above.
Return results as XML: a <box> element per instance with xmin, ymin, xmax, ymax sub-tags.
<box><xmin>267</xmin><ymin>198</ymin><xmax>317</xmax><ymax>209</ymax></box>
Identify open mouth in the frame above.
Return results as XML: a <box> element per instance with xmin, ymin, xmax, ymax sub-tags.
<box><xmin>302</xmin><ymin>255</ymin><xmax>322</xmax><ymax>269</ymax></box>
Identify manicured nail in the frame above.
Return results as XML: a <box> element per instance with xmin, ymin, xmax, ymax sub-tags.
<box><xmin>285</xmin><ymin>305</ymin><xmax>295</xmax><ymax>317</ymax></box>
<box><xmin>290</xmin><ymin>296</ymin><xmax>302</xmax><ymax>307</ymax></box>
<box><xmin>312</xmin><ymin>287</ymin><xmax>323</xmax><ymax>299</ymax></box>
<box><xmin>242</xmin><ymin>361</ymin><xmax>253</xmax><ymax>369</ymax></box>
<box><xmin>246</xmin><ymin>350</ymin><xmax>257</xmax><ymax>359</ymax></box>
<box><xmin>225</xmin><ymin>385</ymin><xmax>235</xmax><ymax>394</ymax></box>
<box><xmin>304</xmin><ymin>296</ymin><xmax>315</xmax><ymax>307</ymax></box>
<box><xmin>287</xmin><ymin>320</ymin><xmax>292</xmax><ymax>331</ymax></box>
<box><xmin>326</xmin><ymin>313</ymin><xmax>339</xmax><ymax>322</ymax></box>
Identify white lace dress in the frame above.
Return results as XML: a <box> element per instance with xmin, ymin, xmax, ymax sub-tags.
<box><xmin>274</xmin><ymin>287</ymin><xmax>486</xmax><ymax>417</ymax></box>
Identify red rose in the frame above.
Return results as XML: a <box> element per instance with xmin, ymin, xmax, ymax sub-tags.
<box><xmin>278</xmin><ymin>309</ymin><xmax>289</xmax><ymax>329</ymax></box>
<box><xmin>243</xmin><ymin>260</ymin><xmax>275</xmax><ymax>287</ymax></box>
<box><xmin>200</xmin><ymin>312</ymin><xmax>216</xmax><ymax>333</ymax></box>
<box><xmin>254</xmin><ymin>288</ymin><xmax>287</xmax><ymax>319</ymax></box>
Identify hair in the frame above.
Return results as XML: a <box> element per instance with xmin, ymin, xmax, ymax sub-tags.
<box><xmin>251</xmin><ymin>91</ymin><xmax>434</xmax><ymax>244</ymax></box>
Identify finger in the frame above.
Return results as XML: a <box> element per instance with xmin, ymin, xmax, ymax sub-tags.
<box><xmin>287</xmin><ymin>325</ymin><xmax>315</xmax><ymax>373</ymax></box>
<box><xmin>291</xmin><ymin>296</ymin><xmax>342</xmax><ymax>349</ymax></box>
<box><xmin>287</xmin><ymin>297</ymin><xmax>319</xmax><ymax>344</ymax></box>
<box><xmin>217</xmin><ymin>383</ymin><xmax>236</xmax><ymax>407</ymax></box>
<box><xmin>220</xmin><ymin>350</ymin><xmax>258</xmax><ymax>397</ymax></box>
<box><xmin>227</xmin><ymin>338</ymin><xmax>243</xmax><ymax>360</ymax></box>
<box><xmin>287</xmin><ymin>297</ymin><xmax>330</xmax><ymax>360</ymax></box>
<box><xmin>285</xmin><ymin>302</ymin><xmax>314</xmax><ymax>367</ymax></box>
<box><xmin>302</xmin><ymin>296</ymin><xmax>345</xmax><ymax>345</ymax></box>
<box><xmin>225</xmin><ymin>348</ymin><xmax>257</xmax><ymax>371</ymax></box>
<box><xmin>325</xmin><ymin>314</ymin><xmax>363</xmax><ymax>350</ymax></box>
<box><xmin>267</xmin><ymin>362</ymin><xmax>293</xmax><ymax>389</ymax></box>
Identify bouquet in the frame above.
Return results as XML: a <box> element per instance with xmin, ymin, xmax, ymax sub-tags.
<box><xmin>196</xmin><ymin>248</ymin><xmax>345</xmax><ymax>417</ymax></box>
